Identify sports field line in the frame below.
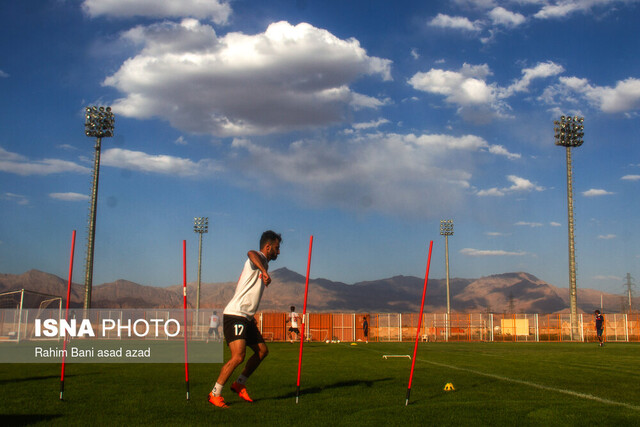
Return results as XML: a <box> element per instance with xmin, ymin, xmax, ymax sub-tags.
<box><xmin>420</xmin><ymin>358</ymin><xmax>640</xmax><ymax>412</ymax></box>
<box><xmin>356</xmin><ymin>344</ymin><xmax>640</xmax><ymax>412</ymax></box>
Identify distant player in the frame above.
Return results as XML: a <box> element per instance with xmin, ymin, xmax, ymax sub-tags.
<box><xmin>595</xmin><ymin>310</ymin><xmax>605</xmax><ymax>347</ymax></box>
<box><xmin>208</xmin><ymin>230</ymin><xmax>282</xmax><ymax>409</ymax></box>
<box><xmin>362</xmin><ymin>316</ymin><xmax>369</xmax><ymax>343</ymax></box>
<box><xmin>207</xmin><ymin>311</ymin><xmax>220</xmax><ymax>343</ymax></box>
<box><xmin>288</xmin><ymin>306</ymin><xmax>300</xmax><ymax>343</ymax></box>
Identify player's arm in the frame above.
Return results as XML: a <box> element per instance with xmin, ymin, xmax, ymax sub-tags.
<box><xmin>248</xmin><ymin>250</ymin><xmax>271</xmax><ymax>285</ymax></box>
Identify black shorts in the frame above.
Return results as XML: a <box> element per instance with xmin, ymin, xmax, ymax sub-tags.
<box><xmin>223</xmin><ymin>315</ymin><xmax>264</xmax><ymax>346</ymax></box>
<box><xmin>288</xmin><ymin>327</ymin><xmax>300</xmax><ymax>333</ymax></box>
<box><xmin>597</xmin><ymin>328</ymin><xmax>603</xmax><ymax>337</ymax></box>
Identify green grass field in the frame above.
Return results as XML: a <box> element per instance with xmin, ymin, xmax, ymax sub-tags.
<box><xmin>1</xmin><ymin>342</ymin><xmax>639</xmax><ymax>426</ymax></box>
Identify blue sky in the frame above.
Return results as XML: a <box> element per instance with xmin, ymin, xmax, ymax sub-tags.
<box><xmin>1</xmin><ymin>0</ymin><xmax>638</xmax><ymax>296</ymax></box>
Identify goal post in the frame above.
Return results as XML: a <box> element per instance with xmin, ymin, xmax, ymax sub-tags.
<box><xmin>0</xmin><ymin>289</ymin><xmax>62</xmax><ymax>343</ymax></box>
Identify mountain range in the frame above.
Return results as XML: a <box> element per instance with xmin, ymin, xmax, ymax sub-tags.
<box><xmin>0</xmin><ymin>268</ymin><xmax>633</xmax><ymax>314</ymax></box>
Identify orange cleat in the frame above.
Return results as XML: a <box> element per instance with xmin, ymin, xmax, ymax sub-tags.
<box><xmin>208</xmin><ymin>392</ymin><xmax>229</xmax><ymax>408</ymax></box>
<box><xmin>231</xmin><ymin>382</ymin><xmax>253</xmax><ymax>402</ymax></box>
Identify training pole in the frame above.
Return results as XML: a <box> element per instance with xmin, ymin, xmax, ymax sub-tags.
<box><xmin>183</xmin><ymin>240</ymin><xmax>190</xmax><ymax>401</ymax></box>
<box><xmin>296</xmin><ymin>235</ymin><xmax>314</xmax><ymax>404</ymax></box>
<box><xmin>60</xmin><ymin>230</ymin><xmax>76</xmax><ymax>400</ymax></box>
<box><xmin>405</xmin><ymin>240</ymin><xmax>433</xmax><ymax>406</ymax></box>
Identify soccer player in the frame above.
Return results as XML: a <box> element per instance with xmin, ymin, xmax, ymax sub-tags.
<box><xmin>207</xmin><ymin>311</ymin><xmax>220</xmax><ymax>343</ymax></box>
<box><xmin>208</xmin><ymin>230</ymin><xmax>282</xmax><ymax>408</ymax></box>
<box><xmin>595</xmin><ymin>310</ymin><xmax>605</xmax><ymax>347</ymax></box>
<box><xmin>362</xmin><ymin>316</ymin><xmax>369</xmax><ymax>343</ymax></box>
<box><xmin>288</xmin><ymin>306</ymin><xmax>300</xmax><ymax>343</ymax></box>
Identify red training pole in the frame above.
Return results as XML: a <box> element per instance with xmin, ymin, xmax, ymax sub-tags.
<box><xmin>295</xmin><ymin>235</ymin><xmax>314</xmax><ymax>404</ymax></box>
<box><xmin>60</xmin><ymin>230</ymin><xmax>76</xmax><ymax>400</ymax></box>
<box><xmin>406</xmin><ymin>240</ymin><xmax>433</xmax><ymax>406</ymax></box>
<box><xmin>183</xmin><ymin>240</ymin><xmax>190</xmax><ymax>401</ymax></box>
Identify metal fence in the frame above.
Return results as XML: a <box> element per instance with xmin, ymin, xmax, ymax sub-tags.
<box><xmin>2</xmin><ymin>309</ymin><xmax>637</xmax><ymax>343</ymax></box>
<box><xmin>257</xmin><ymin>312</ymin><xmax>640</xmax><ymax>343</ymax></box>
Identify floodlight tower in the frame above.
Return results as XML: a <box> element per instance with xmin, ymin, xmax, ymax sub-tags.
<box><xmin>193</xmin><ymin>217</ymin><xmax>209</xmax><ymax>324</ymax></box>
<box><xmin>440</xmin><ymin>219</ymin><xmax>454</xmax><ymax>341</ymax></box>
<box><xmin>624</xmin><ymin>273</ymin><xmax>635</xmax><ymax>312</ymax></box>
<box><xmin>83</xmin><ymin>106</ymin><xmax>114</xmax><ymax>310</ymax></box>
<box><xmin>554</xmin><ymin>115</ymin><xmax>584</xmax><ymax>339</ymax></box>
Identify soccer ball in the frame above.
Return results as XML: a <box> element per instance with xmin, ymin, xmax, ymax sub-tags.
<box><xmin>325</xmin><ymin>340</ymin><xmax>330</xmax><ymax>344</ymax></box>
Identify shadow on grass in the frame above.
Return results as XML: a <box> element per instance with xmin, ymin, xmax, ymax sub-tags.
<box><xmin>1</xmin><ymin>414</ymin><xmax>63</xmax><ymax>425</ymax></box>
<box><xmin>268</xmin><ymin>377</ymin><xmax>394</xmax><ymax>401</ymax></box>
<box><xmin>0</xmin><ymin>374</ymin><xmax>78</xmax><ymax>385</ymax></box>
<box><xmin>0</xmin><ymin>370</ymin><xmax>102</xmax><ymax>385</ymax></box>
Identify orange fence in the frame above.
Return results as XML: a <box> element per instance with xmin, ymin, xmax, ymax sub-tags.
<box><xmin>255</xmin><ymin>312</ymin><xmax>640</xmax><ymax>343</ymax></box>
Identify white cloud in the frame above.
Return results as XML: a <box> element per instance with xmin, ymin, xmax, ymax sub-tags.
<box><xmin>503</xmin><ymin>61</ymin><xmax>565</xmax><ymax>97</ymax></box>
<box><xmin>429</xmin><ymin>14</ymin><xmax>482</xmax><ymax>31</ymax></box>
<box><xmin>0</xmin><ymin>147</ymin><xmax>90</xmax><ymax>176</ymax></box>
<box><xmin>476</xmin><ymin>187</ymin><xmax>505</xmax><ymax>196</ymax></box>
<box><xmin>49</xmin><ymin>192</ymin><xmax>90</xmax><ymax>202</ymax></box>
<box><xmin>597</xmin><ymin>234</ymin><xmax>617</xmax><ymax>240</ymax></box>
<box><xmin>622</xmin><ymin>174</ymin><xmax>640</xmax><ymax>181</ymax></box>
<box><xmin>488</xmin><ymin>145</ymin><xmax>521</xmax><ymax>159</ymax></box>
<box><xmin>533</xmin><ymin>0</ymin><xmax>629</xmax><ymax>20</ymax></box>
<box><xmin>411</xmin><ymin>61</ymin><xmax>565</xmax><ymax>122</ymax></box>
<box><xmin>551</xmin><ymin>76</ymin><xmax>640</xmax><ymax>113</ymax></box>
<box><xmin>507</xmin><ymin>175</ymin><xmax>544</xmax><ymax>192</ymax></box>
<box><xmin>582</xmin><ymin>188</ymin><xmax>614</xmax><ymax>197</ymax></box>
<box><xmin>105</xmin><ymin>20</ymin><xmax>392</xmax><ymax>137</ymax></box>
<box><xmin>0</xmin><ymin>70</ymin><xmax>9</xmax><ymax>78</ymax></box>
<box><xmin>101</xmin><ymin>148</ymin><xmax>221</xmax><ymax>177</ymax></box>
<box><xmin>82</xmin><ymin>0</ymin><xmax>232</xmax><ymax>25</ymax></box>
<box><xmin>409</xmin><ymin>63</ymin><xmax>512</xmax><ymax>123</ymax></box>
<box><xmin>477</xmin><ymin>175</ymin><xmax>544</xmax><ymax>196</ymax></box>
<box><xmin>460</xmin><ymin>248</ymin><xmax>528</xmax><ymax>256</ymax></box>
<box><xmin>515</xmin><ymin>221</ymin><xmax>543</xmax><ymax>227</ymax></box>
<box><xmin>227</xmin><ymin>131</ymin><xmax>515</xmax><ymax>218</ymax></box>
<box><xmin>550</xmin><ymin>221</ymin><xmax>562</xmax><ymax>227</ymax></box>
<box><xmin>410</xmin><ymin>48</ymin><xmax>420</xmax><ymax>60</ymax></box>
<box><xmin>485</xmin><ymin>231</ymin><xmax>509</xmax><ymax>237</ymax></box>
<box><xmin>350</xmin><ymin>93</ymin><xmax>391</xmax><ymax>110</ymax></box>
<box><xmin>2</xmin><ymin>193</ymin><xmax>29</xmax><ymax>205</ymax></box>
<box><xmin>488</xmin><ymin>7</ymin><xmax>526</xmax><ymax>27</ymax></box>
<box><xmin>174</xmin><ymin>136</ymin><xmax>187</xmax><ymax>145</ymax></box>
<box><xmin>352</xmin><ymin>118</ymin><xmax>390</xmax><ymax>130</ymax></box>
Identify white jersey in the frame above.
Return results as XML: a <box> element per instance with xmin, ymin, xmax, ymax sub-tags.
<box><xmin>290</xmin><ymin>312</ymin><xmax>299</xmax><ymax>328</ymax></box>
<box><xmin>209</xmin><ymin>314</ymin><xmax>219</xmax><ymax>328</ymax></box>
<box><xmin>223</xmin><ymin>252</ymin><xmax>268</xmax><ymax>320</ymax></box>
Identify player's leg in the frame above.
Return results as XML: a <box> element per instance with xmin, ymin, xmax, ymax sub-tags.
<box><xmin>230</xmin><ymin>322</ymin><xmax>267</xmax><ymax>402</ymax></box>
<box><xmin>210</xmin><ymin>316</ymin><xmax>249</xmax><ymax>408</ymax></box>
<box><xmin>209</xmin><ymin>339</ymin><xmax>246</xmax><ymax>407</ymax></box>
<box><xmin>238</xmin><ymin>342</ymin><xmax>268</xmax><ymax>379</ymax></box>
<box><xmin>218</xmin><ymin>339</ymin><xmax>247</xmax><ymax>384</ymax></box>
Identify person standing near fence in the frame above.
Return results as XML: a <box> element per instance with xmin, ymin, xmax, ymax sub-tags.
<box><xmin>595</xmin><ymin>310</ymin><xmax>605</xmax><ymax>347</ymax></box>
<box><xmin>207</xmin><ymin>311</ymin><xmax>220</xmax><ymax>343</ymax></box>
<box><xmin>208</xmin><ymin>230</ymin><xmax>282</xmax><ymax>408</ymax></box>
<box><xmin>288</xmin><ymin>306</ymin><xmax>300</xmax><ymax>343</ymax></box>
<box><xmin>362</xmin><ymin>316</ymin><xmax>369</xmax><ymax>343</ymax></box>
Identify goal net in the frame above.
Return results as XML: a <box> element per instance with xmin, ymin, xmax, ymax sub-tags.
<box><xmin>0</xmin><ymin>289</ymin><xmax>62</xmax><ymax>342</ymax></box>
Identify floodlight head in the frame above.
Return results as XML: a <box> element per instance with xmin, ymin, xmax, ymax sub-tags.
<box><xmin>440</xmin><ymin>219</ymin><xmax>454</xmax><ymax>236</ymax></box>
<box><xmin>554</xmin><ymin>115</ymin><xmax>584</xmax><ymax>148</ymax></box>
<box><xmin>193</xmin><ymin>217</ymin><xmax>209</xmax><ymax>234</ymax></box>
<box><xmin>85</xmin><ymin>105</ymin><xmax>115</xmax><ymax>138</ymax></box>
